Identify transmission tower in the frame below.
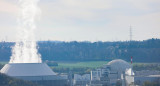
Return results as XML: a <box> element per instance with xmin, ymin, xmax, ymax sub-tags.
<box><xmin>130</xmin><ymin>26</ymin><xmax>133</xmax><ymax>41</ymax></box>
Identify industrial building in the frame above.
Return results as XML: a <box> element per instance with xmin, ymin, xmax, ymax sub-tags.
<box><xmin>0</xmin><ymin>63</ymin><xmax>69</xmax><ymax>86</ymax></box>
<box><xmin>1</xmin><ymin>59</ymin><xmax>160</xmax><ymax>86</ymax></box>
<box><xmin>73</xmin><ymin>74</ymin><xmax>90</xmax><ymax>86</ymax></box>
<box><xmin>125</xmin><ymin>70</ymin><xmax>160</xmax><ymax>86</ymax></box>
<box><xmin>73</xmin><ymin>59</ymin><xmax>132</xmax><ymax>86</ymax></box>
<box><xmin>90</xmin><ymin>59</ymin><xmax>131</xmax><ymax>85</ymax></box>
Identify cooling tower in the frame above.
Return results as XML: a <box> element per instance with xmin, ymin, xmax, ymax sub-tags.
<box><xmin>0</xmin><ymin>63</ymin><xmax>68</xmax><ymax>86</ymax></box>
<box><xmin>0</xmin><ymin>63</ymin><xmax>59</xmax><ymax>80</ymax></box>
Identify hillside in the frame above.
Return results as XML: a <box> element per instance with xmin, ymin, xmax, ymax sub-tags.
<box><xmin>0</xmin><ymin>38</ymin><xmax>160</xmax><ymax>62</ymax></box>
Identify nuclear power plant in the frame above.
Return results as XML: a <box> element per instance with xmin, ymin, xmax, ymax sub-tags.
<box><xmin>0</xmin><ymin>63</ymin><xmax>69</xmax><ymax>86</ymax></box>
<box><xmin>1</xmin><ymin>59</ymin><xmax>160</xmax><ymax>86</ymax></box>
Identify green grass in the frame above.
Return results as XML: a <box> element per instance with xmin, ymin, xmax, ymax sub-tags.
<box><xmin>53</xmin><ymin>61</ymin><xmax>108</xmax><ymax>68</ymax></box>
<box><xmin>0</xmin><ymin>61</ymin><xmax>108</xmax><ymax>68</ymax></box>
<box><xmin>0</xmin><ymin>61</ymin><xmax>108</xmax><ymax>69</ymax></box>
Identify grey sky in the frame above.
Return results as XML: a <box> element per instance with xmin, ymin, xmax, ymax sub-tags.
<box><xmin>0</xmin><ymin>0</ymin><xmax>160</xmax><ymax>42</ymax></box>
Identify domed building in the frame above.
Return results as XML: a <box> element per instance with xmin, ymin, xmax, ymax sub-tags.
<box><xmin>105</xmin><ymin>59</ymin><xmax>132</xmax><ymax>85</ymax></box>
<box><xmin>105</xmin><ymin>59</ymin><xmax>131</xmax><ymax>72</ymax></box>
<box><xmin>90</xmin><ymin>59</ymin><xmax>132</xmax><ymax>86</ymax></box>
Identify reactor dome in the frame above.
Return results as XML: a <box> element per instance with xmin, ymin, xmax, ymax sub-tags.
<box><xmin>106</xmin><ymin>59</ymin><xmax>131</xmax><ymax>72</ymax></box>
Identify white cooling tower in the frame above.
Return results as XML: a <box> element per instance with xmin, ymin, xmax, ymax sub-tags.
<box><xmin>0</xmin><ymin>63</ymin><xmax>62</xmax><ymax>81</ymax></box>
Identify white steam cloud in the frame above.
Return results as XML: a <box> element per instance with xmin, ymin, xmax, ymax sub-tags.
<box><xmin>9</xmin><ymin>0</ymin><xmax>42</xmax><ymax>63</ymax></box>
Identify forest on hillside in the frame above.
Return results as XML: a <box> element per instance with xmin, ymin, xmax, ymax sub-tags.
<box><xmin>0</xmin><ymin>38</ymin><xmax>160</xmax><ymax>62</ymax></box>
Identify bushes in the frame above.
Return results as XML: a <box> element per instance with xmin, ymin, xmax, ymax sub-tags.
<box><xmin>45</xmin><ymin>60</ymin><xmax>58</xmax><ymax>66</ymax></box>
<box><xmin>53</xmin><ymin>67</ymin><xmax>94</xmax><ymax>75</ymax></box>
<box><xmin>143</xmin><ymin>81</ymin><xmax>160</xmax><ymax>86</ymax></box>
<box><xmin>133</xmin><ymin>63</ymin><xmax>160</xmax><ymax>71</ymax></box>
<box><xmin>0</xmin><ymin>73</ymin><xmax>40</xmax><ymax>86</ymax></box>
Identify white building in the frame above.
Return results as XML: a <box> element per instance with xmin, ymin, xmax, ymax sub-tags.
<box><xmin>74</xmin><ymin>74</ymin><xmax>91</xmax><ymax>86</ymax></box>
<box><xmin>125</xmin><ymin>68</ymin><xmax>135</xmax><ymax>86</ymax></box>
<box><xmin>74</xmin><ymin>74</ymin><xmax>90</xmax><ymax>81</ymax></box>
<box><xmin>91</xmin><ymin>69</ymin><xmax>101</xmax><ymax>81</ymax></box>
<box><xmin>90</xmin><ymin>59</ymin><xmax>132</xmax><ymax>86</ymax></box>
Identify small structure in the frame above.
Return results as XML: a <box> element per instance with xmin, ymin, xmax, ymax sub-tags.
<box><xmin>125</xmin><ymin>68</ymin><xmax>135</xmax><ymax>86</ymax></box>
<box><xmin>74</xmin><ymin>74</ymin><xmax>90</xmax><ymax>86</ymax></box>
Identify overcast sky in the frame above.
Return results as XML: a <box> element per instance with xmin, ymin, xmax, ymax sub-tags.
<box><xmin>0</xmin><ymin>0</ymin><xmax>160</xmax><ymax>42</ymax></box>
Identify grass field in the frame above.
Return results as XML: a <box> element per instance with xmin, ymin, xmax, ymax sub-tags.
<box><xmin>55</xmin><ymin>61</ymin><xmax>154</xmax><ymax>69</ymax></box>
<box><xmin>55</xmin><ymin>61</ymin><xmax>108</xmax><ymax>68</ymax></box>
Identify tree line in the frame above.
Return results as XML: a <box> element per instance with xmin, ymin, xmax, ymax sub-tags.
<box><xmin>0</xmin><ymin>38</ymin><xmax>160</xmax><ymax>62</ymax></box>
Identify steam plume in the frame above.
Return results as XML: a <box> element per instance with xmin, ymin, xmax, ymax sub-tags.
<box><xmin>9</xmin><ymin>0</ymin><xmax>42</xmax><ymax>63</ymax></box>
